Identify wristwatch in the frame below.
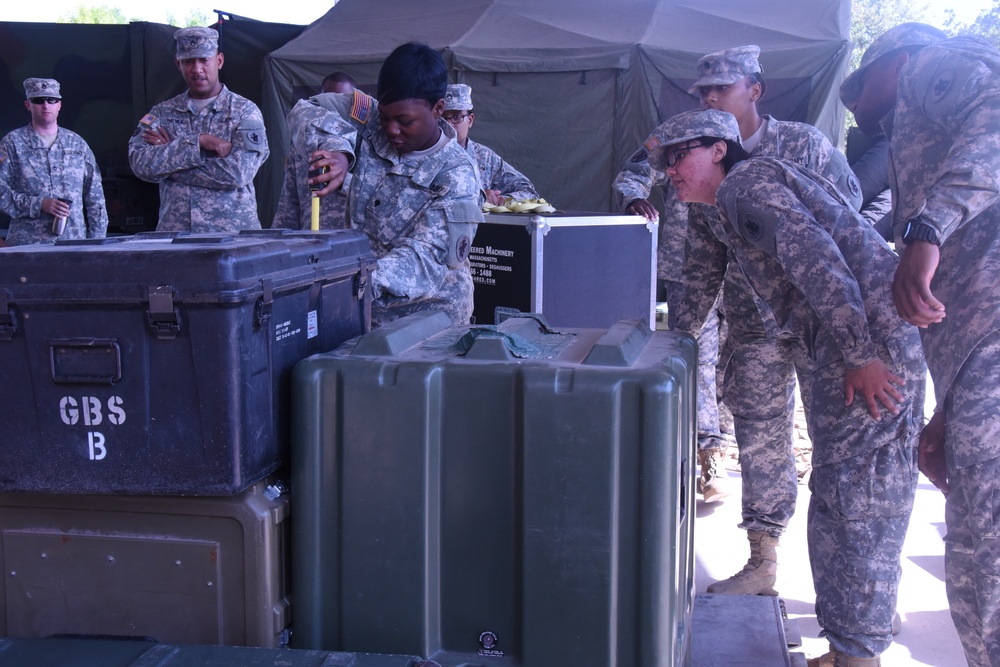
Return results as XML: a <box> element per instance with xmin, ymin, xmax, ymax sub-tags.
<box><xmin>901</xmin><ymin>218</ymin><xmax>941</xmax><ymax>245</ymax></box>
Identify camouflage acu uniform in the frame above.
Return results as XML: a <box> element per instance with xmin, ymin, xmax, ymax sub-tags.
<box><xmin>272</xmin><ymin>92</ymin><xmax>356</xmax><ymax>230</ymax></box>
<box><xmin>891</xmin><ymin>35</ymin><xmax>1000</xmax><ymax>666</ymax></box>
<box><xmin>465</xmin><ymin>139</ymin><xmax>538</xmax><ymax>202</ymax></box>
<box><xmin>670</xmin><ymin>116</ymin><xmax>864</xmax><ymax>537</ymax></box>
<box><xmin>0</xmin><ymin>126</ymin><xmax>108</xmax><ymax>245</ymax></box>
<box><xmin>128</xmin><ymin>86</ymin><xmax>268</xmax><ymax>232</ymax></box>
<box><xmin>294</xmin><ymin>93</ymin><xmax>483</xmax><ymax>327</ymax></box>
<box><xmin>613</xmin><ymin>128</ymin><xmax>730</xmax><ymax>454</ymax></box>
<box><xmin>716</xmin><ymin>156</ymin><xmax>925</xmax><ymax>658</ymax></box>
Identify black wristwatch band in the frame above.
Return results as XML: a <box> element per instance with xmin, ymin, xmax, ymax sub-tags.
<box><xmin>902</xmin><ymin>219</ymin><xmax>941</xmax><ymax>246</ymax></box>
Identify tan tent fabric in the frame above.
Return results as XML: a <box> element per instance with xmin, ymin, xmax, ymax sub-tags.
<box><xmin>261</xmin><ymin>0</ymin><xmax>851</xmax><ymax>220</ymax></box>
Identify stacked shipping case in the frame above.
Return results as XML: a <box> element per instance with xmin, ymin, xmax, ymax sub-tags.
<box><xmin>290</xmin><ymin>312</ymin><xmax>698</xmax><ymax>666</ymax></box>
<box><xmin>470</xmin><ymin>212</ymin><xmax>657</xmax><ymax>328</ymax></box>
<box><xmin>0</xmin><ymin>230</ymin><xmax>375</xmax><ymax>648</ymax></box>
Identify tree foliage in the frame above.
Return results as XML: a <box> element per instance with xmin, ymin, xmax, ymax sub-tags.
<box><xmin>166</xmin><ymin>10</ymin><xmax>213</xmax><ymax>28</ymax></box>
<box><xmin>945</xmin><ymin>3</ymin><xmax>1000</xmax><ymax>49</ymax></box>
<box><xmin>58</xmin><ymin>5</ymin><xmax>133</xmax><ymax>24</ymax></box>
<box><xmin>850</xmin><ymin>0</ymin><xmax>930</xmax><ymax>70</ymax></box>
<box><xmin>56</xmin><ymin>4</ymin><xmax>213</xmax><ymax>26</ymax></box>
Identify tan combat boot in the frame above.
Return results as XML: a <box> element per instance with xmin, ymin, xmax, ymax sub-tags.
<box><xmin>807</xmin><ymin>647</ymin><xmax>881</xmax><ymax>667</ymax></box>
<box><xmin>706</xmin><ymin>530</ymin><xmax>779</xmax><ymax>595</ymax></box>
<box><xmin>697</xmin><ymin>448</ymin><xmax>729</xmax><ymax>503</ymax></box>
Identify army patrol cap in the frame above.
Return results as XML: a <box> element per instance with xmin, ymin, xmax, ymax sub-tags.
<box><xmin>648</xmin><ymin>109</ymin><xmax>742</xmax><ymax>171</ymax></box>
<box><xmin>444</xmin><ymin>84</ymin><xmax>473</xmax><ymax>111</ymax></box>
<box><xmin>24</xmin><ymin>78</ymin><xmax>61</xmax><ymax>100</ymax></box>
<box><xmin>840</xmin><ymin>22</ymin><xmax>948</xmax><ymax>105</ymax></box>
<box><xmin>174</xmin><ymin>26</ymin><xmax>220</xmax><ymax>60</ymax></box>
<box><xmin>688</xmin><ymin>45</ymin><xmax>762</xmax><ymax>94</ymax></box>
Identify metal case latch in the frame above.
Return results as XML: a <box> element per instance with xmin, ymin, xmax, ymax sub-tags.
<box><xmin>146</xmin><ymin>285</ymin><xmax>181</xmax><ymax>340</ymax></box>
<box><xmin>254</xmin><ymin>279</ymin><xmax>274</xmax><ymax>329</ymax></box>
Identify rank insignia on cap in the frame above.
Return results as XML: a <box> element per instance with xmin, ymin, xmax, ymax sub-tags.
<box><xmin>351</xmin><ymin>91</ymin><xmax>373</xmax><ymax>123</ymax></box>
<box><xmin>643</xmin><ymin>135</ymin><xmax>662</xmax><ymax>152</ymax></box>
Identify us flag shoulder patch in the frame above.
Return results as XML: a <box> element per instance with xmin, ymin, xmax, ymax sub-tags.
<box><xmin>350</xmin><ymin>91</ymin><xmax>373</xmax><ymax>123</ymax></box>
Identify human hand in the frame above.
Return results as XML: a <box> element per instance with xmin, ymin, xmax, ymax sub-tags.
<box><xmin>142</xmin><ymin>126</ymin><xmax>171</xmax><ymax>147</ymax></box>
<box><xmin>199</xmin><ymin>133</ymin><xmax>232</xmax><ymax>158</ymax></box>
<box><xmin>625</xmin><ymin>198</ymin><xmax>659</xmax><ymax>222</ymax></box>
<box><xmin>484</xmin><ymin>189</ymin><xmax>505</xmax><ymax>206</ymax></box>
<box><xmin>918</xmin><ymin>411</ymin><xmax>948</xmax><ymax>494</ymax></box>
<box><xmin>307</xmin><ymin>150</ymin><xmax>350</xmax><ymax>196</ymax></box>
<box><xmin>892</xmin><ymin>241</ymin><xmax>945</xmax><ymax>327</ymax></box>
<box><xmin>41</xmin><ymin>197</ymin><xmax>71</xmax><ymax>219</ymax></box>
<box><xmin>844</xmin><ymin>358</ymin><xmax>905</xmax><ymax>421</ymax></box>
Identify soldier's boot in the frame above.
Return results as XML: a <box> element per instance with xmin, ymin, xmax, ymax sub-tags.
<box><xmin>697</xmin><ymin>448</ymin><xmax>730</xmax><ymax>503</ymax></box>
<box><xmin>806</xmin><ymin>647</ymin><xmax>880</xmax><ymax>667</ymax></box>
<box><xmin>706</xmin><ymin>530</ymin><xmax>779</xmax><ymax>596</ymax></box>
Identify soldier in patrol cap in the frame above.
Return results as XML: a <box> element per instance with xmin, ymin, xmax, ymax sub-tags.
<box><xmin>856</xmin><ymin>23</ymin><xmax>1000</xmax><ymax>667</ymax></box>
<box><xmin>442</xmin><ymin>83</ymin><xmax>539</xmax><ymax>205</ymax></box>
<box><xmin>0</xmin><ymin>77</ymin><xmax>108</xmax><ymax>245</ymax></box>
<box><xmin>652</xmin><ymin>108</ymin><xmax>925</xmax><ymax>667</ymax></box>
<box><xmin>128</xmin><ymin>26</ymin><xmax>269</xmax><ymax>232</ymax></box>
<box><xmin>838</xmin><ymin>23</ymin><xmax>949</xmax><ymax>246</ymax></box>
<box><xmin>650</xmin><ymin>44</ymin><xmax>863</xmax><ymax>593</ymax></box>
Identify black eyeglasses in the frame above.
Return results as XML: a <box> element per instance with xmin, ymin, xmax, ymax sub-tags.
<box><xmin>30</xmin><ymin>97</ymin><xmax>61</xmax><ymax>105</ymax></box>
<box><xmin>664</xmin><ymin>140</ymin><xmax>709</xmax><ymax>168</ymax></box>
<box><xmin>443</xmin><ymin>113</ymin><xmax>470</xmax><ymax>125</ymax></box>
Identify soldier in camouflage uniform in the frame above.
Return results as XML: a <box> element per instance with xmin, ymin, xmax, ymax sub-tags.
<box><xmin>615</xmin><ymin>139</ymin><xmax>731</xmax><ymax>503</ymax></box>
<box><xmin>614</xmin><ymin>123</ymin><xmax>733</xmax><ymax>504</ymax></box>
<box><xmin>442</xmin><ymin>84</ymin><xmax>539</xmax><ymax>205</ymax></box>
<box><xmin>302</xmin><ymin>43</ymin><xmax>483</xmax><ymax>328</ymax></box>
<box><xmin>652</xmin><ymin>108</ymin><xmax>925</xmax><ymax>667</ymax></box>
<box><xmin>271</xmin><ymin>91</ymin><xmax>357</xmax><ymax>231</ymax></box>
<box><xmin>667</xmin><ymin>47</ymin><xmax>863</xmax><ymax>591</ymax></box>
<box><xmin>849</xmin><ymin>23</ymin><xmax>1000</xmax><ymax>666</ymax></box>
<box><xmin>0</xmin><ymin>78</ymin><xmax>108</xmax><ymax>246</ymax></box>
<box><xmin>128</xmin><ymin>27</ymin><xmax>268</xmax><ymax>233</ymax></box>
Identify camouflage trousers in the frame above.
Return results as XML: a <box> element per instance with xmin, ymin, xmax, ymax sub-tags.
<box><xmin>666</xmin><ymin>280</ymin><xmax>729</xmax><ymax>452</ymax></box>
<box><xmin>941</xmin><ymin>332</ymin><xmax>1000</xmax><ymax>667</ymax></box>
<box><xmin>721</xmin><ymin>329</ymin><xmax>810</xmax><ymax>536</ymax></box>
<box><xmin>808</xmin><ymin>440</ymin><xmax>918</xmax><ymax>658</ymax></box>
<box><xmin>805</xmin><ymin>341</ymin><xmax>924</xmax><ymax>658</ymax></box>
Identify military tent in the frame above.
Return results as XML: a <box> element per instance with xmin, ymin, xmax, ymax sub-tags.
<box><xmin>260</xmin><ymin>0</ymin><xmax>851</xmax><ymax>220</ymax></box>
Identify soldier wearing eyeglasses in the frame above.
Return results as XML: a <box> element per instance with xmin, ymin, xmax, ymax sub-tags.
<box><xmin>0</xmin><ymin>77</ymin><xmax>108</xmax><ymax>246</ymax></box>
<box><xmin>128</xmin><ymin>27</ymin><xmax>268</xmax><ymax>232</ymax></box>
<box><xmin>442</xmin><ymin>84</ymin><xmax>539</xmax><ymax>206</ymax></box>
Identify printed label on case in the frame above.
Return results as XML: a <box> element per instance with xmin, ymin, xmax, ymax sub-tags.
<box><xmin>58</xmin><ymin>395</ymin><xmax>126</xmax><ymax>462</ymax></box>
<box><xmin>307</xmin><ymin>310</ymin><xmax>318</xmax><ymax>339</ymax></box>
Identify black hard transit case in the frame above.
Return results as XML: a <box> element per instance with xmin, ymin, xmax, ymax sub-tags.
<box><xmin>0</xmin><ymin>230</ymin><xmax>374</xmax><ymax>495</ymax></box>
